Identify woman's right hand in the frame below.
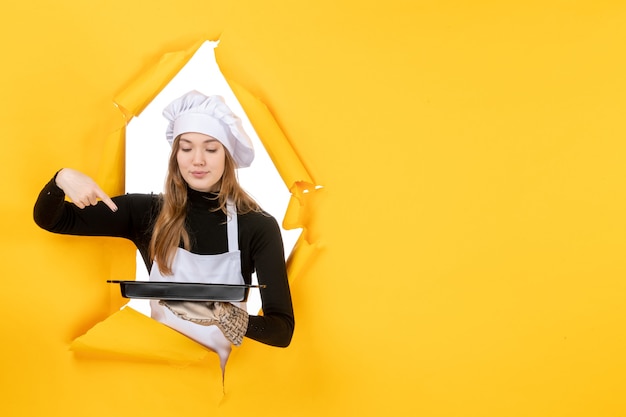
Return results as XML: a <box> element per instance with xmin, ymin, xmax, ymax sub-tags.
<box><xmin>55</xmin><ymin>168</ymin><xmax>118</xmax><ymax>212</ymax></box>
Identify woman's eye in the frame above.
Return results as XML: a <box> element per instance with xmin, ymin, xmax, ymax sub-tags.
<box><xmin>207</xmin><ymin>148</ymin><xmax>218</xmax><ymax>153</ymax></box>
<box><xmin>180</xmin><ymin>148</ymin><xmax>191</xmax><ymax>152</ymax></box>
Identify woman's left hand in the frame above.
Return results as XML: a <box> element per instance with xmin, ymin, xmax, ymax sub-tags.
<box><xmin>159</xmin><ymin>300</ymin><xmax>249</xmax><ymax>346</ymax></box>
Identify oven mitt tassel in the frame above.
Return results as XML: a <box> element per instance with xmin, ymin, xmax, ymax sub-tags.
<box><xmin>159</xmin><ymin>300</ymin><xmax>249</xmax><ymax>346</ymax></box>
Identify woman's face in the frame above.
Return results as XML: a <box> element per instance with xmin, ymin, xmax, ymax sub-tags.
<box><xmin>176</xmin><ymin>132</ymin><xmax>226</xmax><ymax>192</ymax></box>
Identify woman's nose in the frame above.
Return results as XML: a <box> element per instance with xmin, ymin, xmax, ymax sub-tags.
<box><xmin>192</xmin><ymin>150</ymin><xmax>205</xmax><ymax>165</ymax></box>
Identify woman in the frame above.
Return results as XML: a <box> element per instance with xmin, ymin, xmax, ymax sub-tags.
<box><xmin>34</xmin><ymin>91</ymin><xmax>294</xmax><ymax>368</ymax></box>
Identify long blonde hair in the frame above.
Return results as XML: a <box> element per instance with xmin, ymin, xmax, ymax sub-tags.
<box><xmin>149</xmin><ymin>136</ymin><xmax>261</xmax><ymax>275</ymax></box>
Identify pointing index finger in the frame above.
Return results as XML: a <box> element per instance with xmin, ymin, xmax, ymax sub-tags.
<box><xmin>96</xmin><ymin>188</ymin><xmax>118</xmax><ymax>212</ymax></box>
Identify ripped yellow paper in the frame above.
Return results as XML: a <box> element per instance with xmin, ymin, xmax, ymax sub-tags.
<box><xmin>115</xmin><ymin>39</ymin><xmax>207</xmax><ymax>118</ymax></box>
<box><xmin>71</xmin><ymin>307</ymin><xmax>212</xmax><ymax>365</ymax></box>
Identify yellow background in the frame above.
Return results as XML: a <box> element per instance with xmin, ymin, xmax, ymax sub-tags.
<box><xmin>2</xmin><ymin>1</ymin><xmax>626</xmax><ymax>416</ymax></box>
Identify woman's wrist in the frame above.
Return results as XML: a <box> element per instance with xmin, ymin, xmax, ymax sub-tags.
<box><xmin>53</xmin><ymin>168</ymin><xmax>67</xmax><ymax>191</ymax></box>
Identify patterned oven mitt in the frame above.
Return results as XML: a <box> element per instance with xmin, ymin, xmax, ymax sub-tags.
<box><xmin>159</xmin><ymin>300</ymin><xmax>249</xmax><ymax>346</ymax></box>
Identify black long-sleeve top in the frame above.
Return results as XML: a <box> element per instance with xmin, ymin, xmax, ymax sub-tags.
<box><xmin>33</xmin><ymin>175</ymin><xmax>294</xmax><ymax>347</ymax></box>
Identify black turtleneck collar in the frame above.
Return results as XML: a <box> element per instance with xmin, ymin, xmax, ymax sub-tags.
<box><xmin>186</xmin><ymin>186</ymin><xmax>221</xmax><ymax>210</ymax></box>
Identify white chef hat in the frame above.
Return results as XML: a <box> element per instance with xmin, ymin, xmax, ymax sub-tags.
<box><xmin>163</xmin><ymin>90</ymin><xmax>255</xmax><ymax>168</ymax></box>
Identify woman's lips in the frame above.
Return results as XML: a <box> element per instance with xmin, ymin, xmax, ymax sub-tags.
<box><xmin>191</xmin><ymin>171</ymin><xmax>208</xmax><ymax>178</ymax></box>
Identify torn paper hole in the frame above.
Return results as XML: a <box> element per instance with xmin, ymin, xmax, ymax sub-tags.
<box><xmin>73</xmin><ymin>40</ymin><xmax>321</xmax><ymax>367</ymax></box>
